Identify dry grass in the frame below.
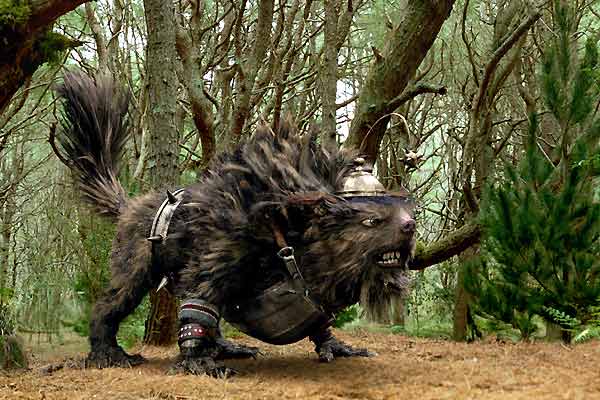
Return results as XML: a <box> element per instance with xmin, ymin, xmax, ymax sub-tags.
<box><xmin>1</xmin><ymin>330</ymin><xmax>599</xmax><ymax>399</ymax></box>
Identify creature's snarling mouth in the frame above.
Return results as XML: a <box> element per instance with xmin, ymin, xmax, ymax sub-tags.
<box><xmin>375</xmin><ymin>249</ymin><xmax>409</xmax><ymax>269</ymax></box>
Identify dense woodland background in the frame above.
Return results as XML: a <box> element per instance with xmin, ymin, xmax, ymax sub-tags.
<box><xmin>0</xmin><ymin>0</ymin><xmax>599</xmax><ymax>366</ymax></box>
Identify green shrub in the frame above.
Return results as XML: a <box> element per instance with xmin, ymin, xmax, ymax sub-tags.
<box><xmin>0</xmin><ymin>335</ymin><xmax>28</xmax><ymax>370</ymax></box>
<box><xmin>333</xmin><ymin>304</ymin><xmax>361</xmax><ymax>328</ymax></box>
<box><xmin>466</xmin><ymin>1</ymin><xmax>600</xmax><ymax>342</ymax></box>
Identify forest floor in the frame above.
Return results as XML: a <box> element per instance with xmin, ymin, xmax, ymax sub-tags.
<box><xmin>1</xmin><ymin>329</ymin><xmax>599</xmax><ymax>400</ymax></box>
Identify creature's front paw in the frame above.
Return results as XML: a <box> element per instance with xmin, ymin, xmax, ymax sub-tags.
<box><xmin>316</xmin><ymin>338</ymin><xmax>376</xmax><ymax>363</ymax></box>
<box><xmin>168</xmin><ymin>356</ymin><xmax>237</xmax><ymax>378</ymax></box>
<box><xmin>86</xmin><ymin>346</ymin><xmax>145</xmax><ymax>369</ymax></box>
<box><xmin>215</xmin><ymin>338</ymin><xmax>261</xmax><ymax>360</ymax></box>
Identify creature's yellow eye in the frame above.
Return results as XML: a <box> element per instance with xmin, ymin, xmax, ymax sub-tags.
<box><xmin>362</xmin><ymin>217</ymin><xmax>380</xmax><ymax>227</ymax></box>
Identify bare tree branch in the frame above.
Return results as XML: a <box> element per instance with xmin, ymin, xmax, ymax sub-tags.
<box><xmin>410</xmin><ymin>223</ymin><xmax>481</xmax><ymax>270</ymax></box>
<box><xmin>229</xmin><ymin>0</ymin><xmax>275</xmax><ymax>145</ymax></box>
<box><xmin>387</xmin><ymin>82</ymin><xmax>447</xmax><ymax>112</ymax></box>
<box><xmin>0</xmin><ymin>0</ymin><xmax>88</xmax><ymax>112</ymax></box>
<box><xmin>28</xmin><ymin>0</ymin><xmax>89</xmax><ymax>33</ymax></box>
<box><xmin>461</xmin><ymin>0</ymin><xmax>480</xmax><ymax>88</ymax></box>
<box><xmin>345</xmin><ymin>0</ymin><xmax>456</xmax><ymax>161</ymax></box>
<box><xmin>473</xmin><ymin>12</ymin><xmax>541</xmax><ymax>114</ymax></box>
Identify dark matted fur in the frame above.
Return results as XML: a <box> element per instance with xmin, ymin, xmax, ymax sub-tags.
<box><xmin>56</xmin><ymin>74</ymin><xmax>129</xmax><ymax>219</ymax></box>
<box><xmin>55</xmin><ymin>72</ymin><xmax>415</xmax><ymax>368</ymax></box>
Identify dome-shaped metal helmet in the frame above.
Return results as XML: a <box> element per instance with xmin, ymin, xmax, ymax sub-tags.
<box><xmin>336</xmin><ymin>157</ymin><xmax>387</xmax><ymax>197</ymax></box>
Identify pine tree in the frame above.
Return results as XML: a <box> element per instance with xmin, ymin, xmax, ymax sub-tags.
<box><xmin>466</xmin><ymin>1</ymin><xmax>600</xmax><ymax>341</ymax></box>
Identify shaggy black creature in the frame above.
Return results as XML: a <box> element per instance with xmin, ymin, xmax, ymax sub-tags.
<box><xmin>54</xmin><ymin>72</ymin><xmax>416</xmax><ymax>377</ymax></box>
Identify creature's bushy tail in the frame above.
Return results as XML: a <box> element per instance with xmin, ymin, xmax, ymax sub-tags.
<box><xmin>54</xmin><ymin>72</ymin><xmax>130</xmax><ymax>220</ymax></box>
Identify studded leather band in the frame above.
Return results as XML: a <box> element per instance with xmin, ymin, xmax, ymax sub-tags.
<box><xmin>178</xmin><ymin>323</ymin><xmax>207</xmax><ymax>345</ymax></box>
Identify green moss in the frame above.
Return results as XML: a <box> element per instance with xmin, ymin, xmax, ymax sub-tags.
<box><xmin>36</xmin><ymin>31</ymin><xmax>77</xmax><ymax>66</ymax></box>
<box><xmin>414</xmin><ymin>240</ymin><xmax>426</xmax><ymax>254</ymax></box>
<box><xmin>0</xmin><ymin>0</ymin><xmax>31</xmax><ymax>29</ymax></box>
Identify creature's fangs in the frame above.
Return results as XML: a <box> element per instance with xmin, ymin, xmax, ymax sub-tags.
<box><xmin>376</xmin><ymin>251</ymin><xmax>405</xmax><ymax>267</ymax></box>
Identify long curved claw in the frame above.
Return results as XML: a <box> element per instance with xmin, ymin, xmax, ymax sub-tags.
<box><xmin>316</xmin><ymin>337</ymin><xmax>377</xmax><ymax>363</ymax></box>
<box><xmin>85</xmin><ymin>346</ymin><xmax>146</xmax><ymax>369</ymax></box>
<box><xmin>168</xmin><ymin>356</ymin><xmax>237</xmax><ymax>378</ymax></box>
<box><xmin>214</xmin><ymin>338</ymin><xmax>261</xmax><ymax>360</ymax></box>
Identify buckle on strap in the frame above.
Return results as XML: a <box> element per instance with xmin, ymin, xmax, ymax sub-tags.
<box><xmin>277</xmin><ymin>246</ymin><xmax>309</xmax><ymax>295</ymax></box>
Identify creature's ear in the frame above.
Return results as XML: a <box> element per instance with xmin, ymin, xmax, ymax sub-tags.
<box><xmin>253</xmin><ymin>192</ymin><xmax>336</xmax><ymax>225</ymax></box>
<box><xmin>281</xmin><ymin>192</ymin><xmax>340</xmax><ymax>238</ymax></box>
<box><xmin>285</xmin><ymin>191</ymin><xmax>339</xmax><ymax>217</ymax></box>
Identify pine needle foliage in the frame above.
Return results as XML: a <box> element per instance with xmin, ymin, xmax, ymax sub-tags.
<box><xmin>466</xmin><ymin>1</ymin><xmax>600</xmax><ymax>341</ymax></box>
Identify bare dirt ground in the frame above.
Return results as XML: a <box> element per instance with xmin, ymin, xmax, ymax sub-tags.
<box><xmin>1</xmin><ymin>329</ymin><xmax>599</xmax><ymax>400</ymax></box>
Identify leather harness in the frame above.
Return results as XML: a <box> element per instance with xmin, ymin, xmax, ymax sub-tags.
<box><xmin>148</xmin><ymin>189</ymin><xmax>332</xmax><ymax>345</ymax></box>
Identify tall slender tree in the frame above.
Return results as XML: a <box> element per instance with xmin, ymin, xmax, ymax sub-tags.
<box><xmin>142</xmin><ymin>0</ymin><xmax>180</xmax><ymax>345</ymax></box>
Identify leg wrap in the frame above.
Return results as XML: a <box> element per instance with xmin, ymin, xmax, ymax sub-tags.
<box><xmin>178</xmin><ymin>299</ymin><xmax>220</xmax><ymax>356</ymax></box>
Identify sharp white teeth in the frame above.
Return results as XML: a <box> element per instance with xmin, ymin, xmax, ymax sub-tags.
<box><xmin>379</xmin><ymin>251</ymin><xmax>404</xmax><ymax>265</ymax></box>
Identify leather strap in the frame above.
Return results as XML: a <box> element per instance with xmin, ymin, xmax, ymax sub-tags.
<box><xmin>149</xmin><ymin>188</ymin><xmax>185</xmax><ymax>242</ymax></box>
<box><xmin>269</xmin><ymin>220</ymin><xmax>309</xmax><ymax>294</ymax></box>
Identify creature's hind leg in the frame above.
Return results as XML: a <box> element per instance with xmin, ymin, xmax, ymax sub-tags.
<box><xmin>168</xmin><ymin>280</ymin><xmax>258</xmax><ymax>377</ymax></box>
<box><xmin>86</xmin><ymin>241</ymin><xmax>154</xmax><ymax>368</ymax></box>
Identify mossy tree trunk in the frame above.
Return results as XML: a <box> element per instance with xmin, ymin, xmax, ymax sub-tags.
<box><xmin>0</xmin><ymin>0</ymin><xmax>88</xmax><ymax>113</ymax></box>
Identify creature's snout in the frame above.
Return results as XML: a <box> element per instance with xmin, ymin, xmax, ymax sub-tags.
<box><xmin>400</xmin><ymin>217</ymin><xmax>416</xmax><ymax>233</ymax></box>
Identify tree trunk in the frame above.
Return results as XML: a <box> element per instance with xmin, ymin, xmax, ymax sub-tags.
<box><xmin>0</xmin><ymin>143</ymin><xmax>24</xmax><ymax>304</ymax></box>
<box><xmin>344</xmin><ymin>0</ymin><xmax>456</xmax><ymax>161</ymax></box>
<box><xmin>175</xmin><ymin>21</ymin><xmax>216</xmax><ymax>171</ymax></box>
<box><xmin>409</xmin><ymin>223</ymin><xmax>481</xmax><ymax>270</ymax></box>
<box><xmin>452</xmin><ymin>249</ymin><xmax>475</xmax><ymax>341</ymax></box>
<box><xmin>0</xmin><ymin>193</ymin><xmax>15</xmax><ymax>299</ymax></box>
<box><xmin>143</xmin><ymin>290</ymin><xmax>179</xmax><ymax>345</ymax></box>
<box><xmin>228</xmin><ymin>0</ymin><xmax>275</xmax><ymax>146</ymax></box>
<box><xmin>320</xmin><ymin>0</ymin><xmax>339</xmax><ymax>150</ymax></box>
<box><xmin>143</xmin><ymin>0</ymin><xmax>180</xmax><ymax>346</ymax></box>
